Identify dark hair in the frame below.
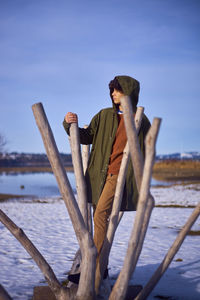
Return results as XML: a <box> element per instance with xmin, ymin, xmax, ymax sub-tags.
<box><xmin>109</xmin><ymin>77</ymin><xmax>123</xmax><ymax>94</ymax></box>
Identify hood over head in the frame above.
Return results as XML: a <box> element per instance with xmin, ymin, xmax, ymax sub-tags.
<box><xmin>109</xmin><ymin>75</ymin><xmax>140</xmax><ymax>112</ymax></box>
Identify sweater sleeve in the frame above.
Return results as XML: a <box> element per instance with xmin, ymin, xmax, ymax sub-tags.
<box><xmin>63</xmin><ymin>112</ymin><xmax>100</xmax><ymax>145</ymax></box>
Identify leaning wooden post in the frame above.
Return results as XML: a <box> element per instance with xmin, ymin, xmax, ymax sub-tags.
<box><xmin>120</xmin><ymin>96</ymin><xmax>156</xmax><ymax>265</ymax></box>
<box><xmin>81</xmin><ymin>125</ymin><xmax>93</xmax><ymax>236</ymax></box>
<box><xmin>0</xmin><ymin>209</ymin><xmax>69</xmax><ymax>300</ymax></box>
<box><xmin>95</xmin><ymin>107</ymin><xmax>144</xmax><ymax>293</ymax></box>
<box><xmin>119</xmin><ymin>97</ymin><xmax>157</xmax><ymax>283</ymax></box>
<box><xmin>121</xmin><ymin>96</ymin><xmax>144</xmax><ymax>190</ymax></box>
<box><xmin>67</xmin><ymin>125</ymin><xmax>92</xmax><ymax>286</ymax></box>
<box><xmin>32</xmin><ymin>103</ymin><xmax>96</xmax><ymax>300</ymax></box>
<box><xmin>135</xmin><ymin>202</ymin><xmax>200</xmax><ymax>300</ymax></box>
<box><xmin>120</xmin><ymin>97</ymin><xmax>156</xmax><ymax>263</ymax></box>
<box><xmin>81</xmin><ymin>125</ymin><xmax>90</xmax><ymax>174</ymax></box>
<box><xmin>0</xmin><ymin>283</ymin><xmax>12</xmax><ymax>300</ymax></box>
<box><xmin>109</xmin><ymin>117</ymin><xmax>161</xmax><ymax>300</ymax></box>
<box><xmin>126</xmin><ymin>119</ymin><xmax>161</xmax><ymax>271</ymax></box>
<box><xmin>69</xmin><ymin>123</ymin><xmax>88</xmax><ymax>227</ymax></box>
<box><xmin>106</xmin><ymin>106</ymin><xmax>144</xmax><ymax>246</ymax></box>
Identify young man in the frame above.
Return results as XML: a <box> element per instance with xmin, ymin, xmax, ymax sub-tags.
<box><xmin>63</xmin><ymin>75</ymin><xmax>151</xmax><ymax>283</ymax></box>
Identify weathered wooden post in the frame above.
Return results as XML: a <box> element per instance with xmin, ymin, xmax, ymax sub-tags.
<box><xmin>0</xmin><ymin>283</ymin><xmax>12</xmax><ymax>300</ymax></box>
<box><xmin>67</xmin><ymin>124</ymin><xmax>92</xmax><ymax>287</ymax></box>
<box><xmin>95</xmin><ymin>106</ymin><xmax>144</xmax><ymax>293</ymax></box>
<box><xmin>81</xmin><ymin>125</ymin><xmax>93</xmax><ymax>235</ymax></box>
<box><xmin>121</xmin><ymin>96</ymin><xmax>144</xmax><ymax>189</ymax></box>
<box><xmin>32</xmin><ymin>103</ymin><xmax>97</xmax><ymax>300</ymax></box>
<box><xmin>109</xmin><ymin>116</ymin><xmax>161</xmax><ymax>300</ymax></box>
<box><xmin>0</xmin><ymin>209</ymin><xmax>69</xmax><ymax>300</ymax></box>
<box><xmin>69</xmin><ymin>123</ymin><xmax>88</xmax><ymax>227</ymax></box>
<box><xmin>81</xmin><ymin>125</ymin><xmax>90</xmax><ymax>174</ymax></box>
<box><xmin>135</xmin><ymin>202</ymin><xmax>200</xmax><ymax>300</ymax></box>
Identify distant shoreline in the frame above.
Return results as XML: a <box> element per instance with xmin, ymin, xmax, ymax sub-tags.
<box><xmin>1</xmin><ymin>160</ymin><xmax>200</xmax><ymax>180</ymax></box>
<box><xmin>0</xmin><ymin>193</ymin><xmax>30</xmax><ymax>201</ymax></box>
<box><xmin>0</xmin><ymin>165</ymin><xmax>74</xmax><ymax>174</ymax></box>
<box><xmin>1</xmin><ymin>160</ymin><xmax>200</xmax><ymax>202</ymax></box>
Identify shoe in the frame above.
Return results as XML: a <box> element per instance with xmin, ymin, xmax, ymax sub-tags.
<box><xmin>68</xmin><ymin>272</ymin><xmax>80</xmax><ymax>284</ymax></box>
<box><xmin>68</xmin><ymin>268</ymin><xmax>108</xmax><ymax>284</ymax></box>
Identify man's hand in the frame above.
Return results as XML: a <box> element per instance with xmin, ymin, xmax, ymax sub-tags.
<box><xmin>65</xmin><ymin>112</ymin><xmax>78</xmax><ymax>124</ymax></box>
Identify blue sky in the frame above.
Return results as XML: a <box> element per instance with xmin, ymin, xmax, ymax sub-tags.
<box><xmin>0</xmin><ymin>0</ymin><xmax>199</xmax><ymax>155</ymax></box>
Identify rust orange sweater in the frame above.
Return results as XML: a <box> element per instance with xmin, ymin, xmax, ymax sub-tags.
<box><xmin>107</xmin><ymin>114</ymin><xmax>127</xmax><ymax>175</ymax></box>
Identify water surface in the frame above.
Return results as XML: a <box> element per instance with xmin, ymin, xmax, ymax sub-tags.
<box><xmin>0</xmin><ymin>172</ymin><xmax>76</xmax><ymax>197</ymax></box>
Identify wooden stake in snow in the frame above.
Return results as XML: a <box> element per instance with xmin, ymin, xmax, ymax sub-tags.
<box><xmin>81</xmin><ymin>125</ymin><xmax>90</xmax><ymax>174</ymax></box>
<box><xmin>32</xmin><ymin>102</ymin><xmax>96</xmax><ymax>300</ymax></box>
<box><xmin>69</xmin><ymin>123</ymin><xmax>88</xmax><ymax>227</ymax></box>
<box><xmin>135</xmin><ymin>202</ymin><xmax>200</xmax><ymax>300</ymax></box>
<box><xmin>67</xmin><ymin>124</ymin><xmax>92</xmax><ymax>286</ymax></box>
<box><xmin>81</xmin><ymin>125</ymin><xmax>93</xmax><ymax>236</ymax></box>
<box><xmin>110</xmin><ymin>114</ymin><xmax>161</xmax><ymax>300</ymax></box>
<box><xmin>0</xmin><ymin>283</ymin><xmax>12</xmax><ymax>300</ymax></box>
<box><xmin>95</xmin><ymin>106</ymin><xmax>144</xmax><ymax>293</ymax></box>
<box><xmin>120</xmin><ymin>96</ymin><xmax>144</xmax><ymax>190</ymax></box>
<box><xmin>0</xmin><ymin>209</ymin><xmax>69</xmax><ymax>300</ymax></box>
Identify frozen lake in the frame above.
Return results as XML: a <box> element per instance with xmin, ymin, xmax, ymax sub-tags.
<box><xmin>0</xmin><ymin>173</ymin><xmax>200</xmax><ymax>299</ymax></box>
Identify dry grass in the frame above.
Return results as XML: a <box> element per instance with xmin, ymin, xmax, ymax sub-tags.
<box><xmin>153</xmin><ymin>160</ymin><xmax>200</xmax><ymax>181</ymax></box>
<box><xmin>0</xmin><ymin>193</ymin><xmax>29</xmax><ymax>201</ymax></box>
<box><xmin>187</xmin><ymin>230</ymin><xmax>200</xmax><ymax>236</ymax></box>
<box><xmin>1</xmin><ymin>160</ymin><xmax>199</xmax><ymax>181</ymax></box>
<box><xmin>155</xmin><ymin>204</ymin><xmax>196</xmax><ymax>208</ymax></box>
<box><xmin>0</xmin><ymin>166</ymin><xmax>74</xmax><ymax>174</ymax></box>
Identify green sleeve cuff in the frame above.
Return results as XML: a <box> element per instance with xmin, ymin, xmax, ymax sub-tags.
<box><xmin>63</xmin><ymin>119</ymin><xmax>70</xmax><ymax>135</ymax></box>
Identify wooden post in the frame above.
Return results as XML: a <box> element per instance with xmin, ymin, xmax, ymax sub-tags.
<box><xmin>0</xmin><ymin>209</ymin><xmax>69</xmax><ymax>300</ymax></box>
<box><xmin>69</xmin><ymin>123</ymin><xmax>88</xmax><ymax>227</ymax></box>
<box><xmin>0</xmin><ymin>284</ymin><xmax>12</xmax><ymax>300</ymax></box>
<box><xmin>81</xmin><ymin>125</ymin><xmax>90</xmax><ymax>174</ymax></box>
<box><xmin>67</xmin><ymin>125</ymin><xmax>92</xmax><ymax>288</ymax></box>
<box><xmin>32</xmin><ymin>103</ymin><xmax>96</xmax><ymax>300</ymax></box>
<box><xmin>120</xmin><ymin>96</ymin><xmax>144</xmax><ymax>190</ymax></box>
<box><xmin>135</xmin><ymin>202</ymin><xmax>200</xmax><ymax>300</ymax></box>
<box><xmin>126</xmin><ymin>119</ymin><xmax>161</xmax><ymax>273</ymax></box>
<box><xmin>81</xmin><ymin>125</ymin><xmax>93</xmax><ymax>236</ymax></box>
<box><xmin>95</xmin><ymin>107</ymin><xmax>144</xmax><ymax>293</ymax></box>
<box><xmin>109</xmin><ymin>117</ymin><xmax>161</xmax><ymax>300</ymax></box>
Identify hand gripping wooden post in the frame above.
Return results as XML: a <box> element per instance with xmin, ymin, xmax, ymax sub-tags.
<box><xmin>32</xmin><ymin>103</ymin><xmax>97</xmax><ymax>300</ymax></box>
<box><xmin>95</xmin><ymin>106</ymin><xmax>144</xmax><ymax>294</ymax></box>
<box><xmin>109</xmin><ymin>96</ymin><xmax>161</xmax><ymax>300</ymax></box>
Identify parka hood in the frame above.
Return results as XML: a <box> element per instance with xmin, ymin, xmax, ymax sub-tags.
<box><xmin>110</xmin><ymin>75</ymin><xmax>140</xmax><ymax>112</ymax></box>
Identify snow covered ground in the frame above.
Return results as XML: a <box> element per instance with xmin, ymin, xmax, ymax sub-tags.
<box><xmin>0</xmin><ymin>182</ymin><xmax>199</xmax><ymax>299</ymax></box>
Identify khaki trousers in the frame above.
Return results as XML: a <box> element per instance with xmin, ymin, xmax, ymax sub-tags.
<box><xmin>93</xmin><ymin>173</ymin><xmax>118</xmax><ymax>255</ymax></box>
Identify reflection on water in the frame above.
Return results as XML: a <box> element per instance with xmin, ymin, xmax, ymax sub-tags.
<box><xmin>0</xmin><ymin>172</ymin><xmax>76</xmax><ymax>197</ymax></box>
<box><xmin>151</xmin><ymin>178</ymin><xmax>173</xmax><ymax>187</ymax></box>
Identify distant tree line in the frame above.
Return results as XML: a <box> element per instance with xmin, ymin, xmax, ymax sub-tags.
<box><xmin>0</xmin><ymin>152</ymin><xmax>72</xmax><ymax>167</ymax></box>
<box><xmin>1</xmin><ymin>151</ymin><xmax>200</xmax><ymax>168</ymax></box>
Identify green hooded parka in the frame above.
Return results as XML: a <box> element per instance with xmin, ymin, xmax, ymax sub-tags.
<box><xmin>63</xmin><ymin>75</ymin><xmax>151</xmax><ymax>211</ymax></box>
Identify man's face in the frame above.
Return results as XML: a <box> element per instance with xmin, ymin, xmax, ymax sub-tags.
<box><xmin>112</xmin><ymin>88</ymin><xmax>125</xmax><ymax>105</ymax></box>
